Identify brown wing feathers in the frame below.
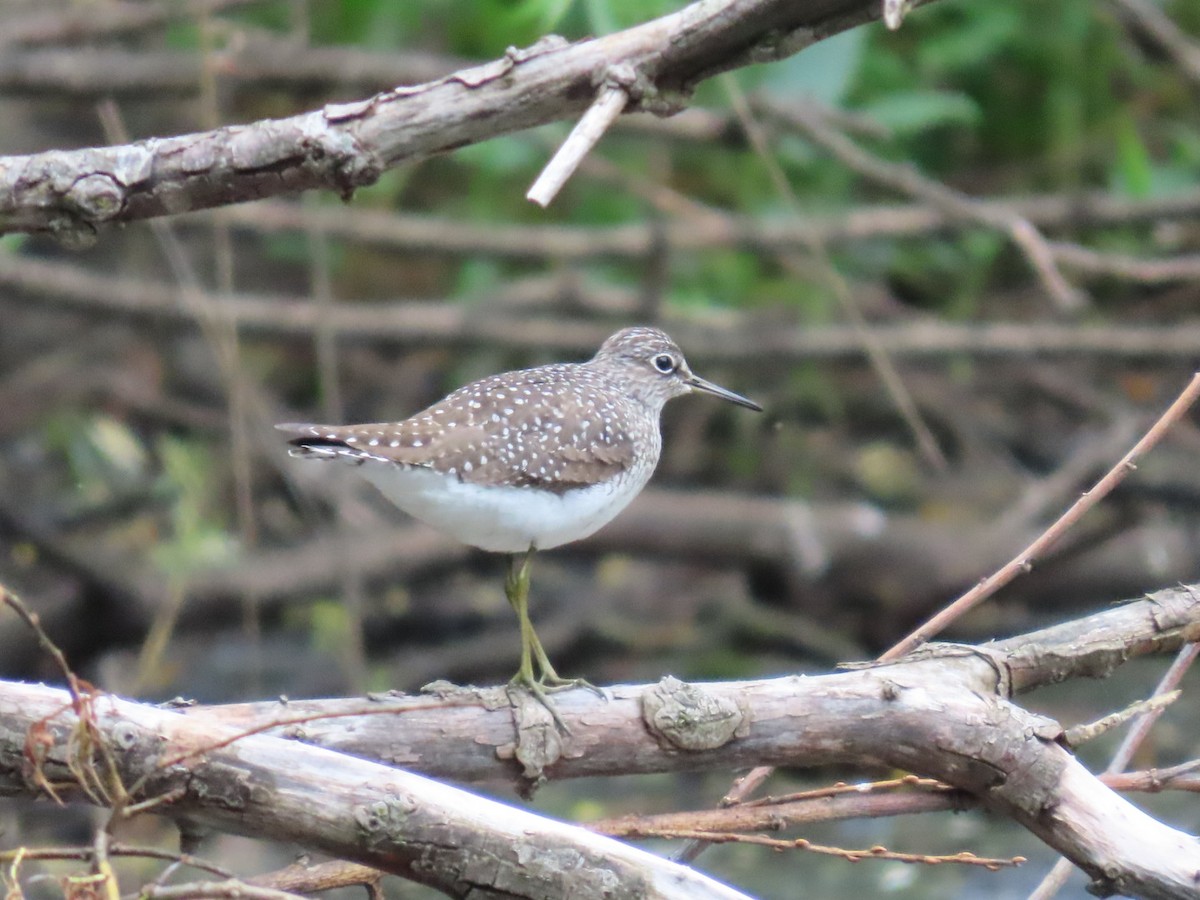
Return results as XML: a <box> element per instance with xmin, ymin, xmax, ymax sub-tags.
<box><xmin>277</xmin><ymin>366</ymin><xmax>638</xmax><ymax>494</ymax></box>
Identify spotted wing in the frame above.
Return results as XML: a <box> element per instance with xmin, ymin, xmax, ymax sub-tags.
<box><xmin>278</xmin><ymin>365</ymin><xmax>638</xmax><ymax>494</ymax></box>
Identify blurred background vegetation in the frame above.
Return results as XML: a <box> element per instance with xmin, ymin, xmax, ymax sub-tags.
<box><xmin>1</xmin><ymin>0</ymin><xmax>1199</xmax><ymax>896</ymax></box>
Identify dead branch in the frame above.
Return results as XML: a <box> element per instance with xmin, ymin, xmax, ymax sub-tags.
<box><xmin>0</xmin><ymin>692</ymin><xmax>749</xmax><ymax>900</ymax></box>
<box><xmin>2</xmin><ymin>588</ymin><xmax>1198</xmax><ymax>898</ymax></box>
<box><xmin>10</xmin><ymin>254</ymin><xmax>1200</xmax><ymax>360</ymax></box>
<box><xmin>1031</xmin><ymin>641</ymin><xmax>1200</xmax><ymax>898</ymax></box>
<box><xmin>195</xmin><ymin>189</ymin><xmax>1200</xmax><ymax>262</ymax></box>
<box><xmin>1112</xmin><ymin>0</ymin><xmax>1200</xmax><ymax>84</ymax></box>
<box><xmin>759</xmin><ymin>98</ymin><xmax>1086</xmax><ymax>309</ymax></box>
<box><xmin>0</xmin><ymin>0</ymin><xmax>937</xmax><ymax>239</ymax></box>
<box><xmin>165</xmin><ymin>587</ymin><xmax>1200</xmax><ymax>783</ymax></box>
<box><xmin>881</xmin><ymin>373</ymin><xmax>1200</xmax><ymax>659</ymax></box>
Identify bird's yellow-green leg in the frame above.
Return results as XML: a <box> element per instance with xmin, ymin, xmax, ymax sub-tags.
<box><xmin>505</xmin><ymin>549</ymin><xmax>539</xmax><ymax>687</ymax></box>
<box><xmin>506</xmin><ymin>549</ymin><xmax>603</xmax><ymax>698</ymax></box>
<box><xmin>505</xmin><ymin>548</ymin><xmax>567</xmax><ymax>686</ymax></box>
<box><xmin>505</xmin><ymin>548</ymin><xmax>569</xmax><ymax>729</ymax></box>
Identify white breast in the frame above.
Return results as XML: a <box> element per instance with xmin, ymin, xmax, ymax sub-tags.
<box><xmin>357</xmin><ymin>463</ymin><xmax>652</xmax><ymax>553</ymax></box>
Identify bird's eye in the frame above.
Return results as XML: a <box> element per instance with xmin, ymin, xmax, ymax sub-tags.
<box><xmin>653</xmin><ymin>354</ymin><xmax>676</xmax><ymax>373</ymax></box>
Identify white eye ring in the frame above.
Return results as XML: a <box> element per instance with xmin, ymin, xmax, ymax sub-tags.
<box><xmin>653</xmin><ymin>353</ymin><xmax>676</xmax><ymax>373</ymax></box>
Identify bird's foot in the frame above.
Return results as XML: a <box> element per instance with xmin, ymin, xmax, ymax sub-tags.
<box><xmin>538</xmin><ymin>672</ymin><xmax>607</xmax><ymax>699</ymax></box>
<box><xmin>509</xmin><ymin>670</ymin><xmax>570</xmax><ymax>732</ymax></box>
<box><xmin>528</xmin><ymin>637</ymin><xmax>606</xmax><ymax>699</ymax></box>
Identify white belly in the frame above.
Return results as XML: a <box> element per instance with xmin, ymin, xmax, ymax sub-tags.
<box><xmin>358</xmin><ymin>464</ymin><xmax>649</xmax><ymax>553</ymax></box>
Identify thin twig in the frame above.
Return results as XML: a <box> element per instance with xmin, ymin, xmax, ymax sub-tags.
<box><xmin>15</xmin><ymin>252</ymin><xmax>1200</xmax><ymax>359</ymax></box>
<box><xmin>881</xmin><ymin>373</ymin><xmax>1200</xmax><ymax>661</ymax></box>
<box><xmin>633</xmin><ymin>828</ymin><xmax>1022</xmax><ymax>869</ymax></box>
<box><xmin>142</xmin><ymin>880</ymin><xmax>308</xmax><ymax>900</ymax></box>
<box><xmin>247</xmin><ymin>860</ymin><xmax>385</xmax><ymax>896</ymax></box>
<box><xmin>612</xmin><ymin>777</ymin><xmax>966</xmax><ymax>839</ymax></box>
<box><xmin>1107</xmin><ymin>643</ymin><xmax>1200</xmax><ymax>771</ymax></box>
<box><xmin>0</xmin><ymin>845</ymin><xmax>232</xmax><ymax>879</ymax></box>
<box><xmin>1028</xmin><ymin>640</ymin><xmax>1200</xmax><ymax>900</ymax></box>
<box><xmin>306</xmin><ymin>197</ymin><xmax>369</xmax><ymax>692</ymax></box>
<box><xmin>761</xmin><ymin>98</ymin><xmax>1088</xmax><ymax>311</ymax></box>
<box><xmin>1111</xmin><ymin>0</ymin><xmax>1200</xmax><ymax>83</ymax></box>
<box><xmin>673</xmin><ymin>765</ymin><xmax>775</xmax><ymax>862</ymax></box>
<box><xmin>677</xmin><ymin>79</ymin><xmax>952</xmax><ymax>863</ymax></box>
<box><xmin>0</xmin><ymin>0</ymin><xmax>260</xmax><ymax>49</ymax></box>
<box><xmin>1050</xmin><ymin>241</ymin><xmax>1200</xmax><ymax>283</ymax></box>
<box><xmin>991</xmin><ymin>415</ymin><xmax>1140</xmax><ymax>538</ymax></box>
<box><xmin>0</xmin><ymin>585</ymin><xmax>128</xmax><ymax>810</ymax></box>
<box><xmin>97</xmin><ymin>97</ymin><xmax>268</xmax><ymax>690</ymax></box>
<box><xmin>1103</xmin><ymin>760</ymin><xmax>1200</xmax><ymax>793</ymax></box>
<box><xmin>722</xmin><ymin>76</ymin><xmax>948</xmax><ymax>471</ymax></box>
<box><xmin>1</xmin><ymin>585</ymin><xmax>87</xmax><ymax>710</ymax></box>
<box><xmin>196</xmin><ymin>12</ymin><xmax>265</xmax><ymax>687</ymax></box>
<box><xmin>529</xmin><ymin>83</ymin><xmax>631</xmax><ymax>206</ymax></box>
<box><xmin>1062</xmin><ymin>691</ymin><xmax>1181</xmax><ymax>748</ymax></box>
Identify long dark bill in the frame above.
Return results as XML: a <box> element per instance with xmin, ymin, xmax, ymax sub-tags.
<box><xmin>687</xmin><ymin>375</ymin><xmax>763</xmax><ymax>411</ymax></box>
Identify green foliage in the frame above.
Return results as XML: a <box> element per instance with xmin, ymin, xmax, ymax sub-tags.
<box><xmin>162</xmin><ymin>20</ymin><xmax>200</xmax><ymax>51</ymax></box>
<box><xmin>453</xmin><ymin>133</ymin><xmax>548</xmax><ymax>221</ymax></box>
<box><xmin>38</xmin><ymin>413</ymin><xmax>234</xmax><ymax>575</ymax></box>
<box><xmin>280</xmin><ymin>0</ymin><xmax>1199</xmax><ymax>336</ymax></box>
<box><xmin>754</xmin><ymin>28</ymin><xmax>868</xmax><ymax>107</ymax></box>
<box><xmin>0</xmin><ymin>233</ymin><xmax>26</xmax><ymax>254</ymax></box>
<box><xmin>455</xmin><ymin>257</ymin><xmax>508</xmax><ymax>297</ymax></box>
<box><xmin>45</xmin><ymin>412</ymin><xmax>149</xmax><ymax>504</ymax></box>
<box><xmin>1113</xmin><ymin>113</ymin><xmax>1154</xmax><ymax>197</ymax></box>
<box><xmin>151</xmin><ymin>436</ymin><xmax>237</xmax><ymax>576</ymax></box>
<box><xmin>307</xmin><ymin>599</ymin><xmax>355</xmax><ymax>656</ymax></box>
<box><xmin>307</xmin><ymin>0</ymin><xmax>698</xmax><ymax>53</ymax></box>
<box><xmin>852</xmin><ymin>0</ymin><xmax>1152</xmax><ymax>183</ymax></box>
<box><xmin>671</xmin><ymin>251</ymin><xmax>765</xmax><ymax>310</ymax></box>
<box><xmin>857</xmin><ymin>88</ymin><xmax>980</xmax><ymax>136</ymax></box>
<box><xmin>581</xmin><ymin>0</ymin><xmax>683</xmax><ymax>32</ymax></box>
<box><xmin>308</xmin><ymin>2</ymin><xmax>426</xmax><ymax>49</ymax></box>
<box><xmin>852</xmin><ymin>440</ymin><xmax>921</xmax><ymax>504</ymax></box>
<box><xmin>878</xmin><ymin>230</ymin><xmax>1004</xmax><ymax>315</ymax></box>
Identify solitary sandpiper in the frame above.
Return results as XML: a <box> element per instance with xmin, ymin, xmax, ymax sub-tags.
<box><xmin>278</xmin><ymin>326</ymin><xmax>761</xmax><ymax>722</ymax></box>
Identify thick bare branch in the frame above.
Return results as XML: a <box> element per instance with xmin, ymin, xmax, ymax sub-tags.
<box><xmin>167</xmin><ymin>587</ymin><xmax>1200</xmax><ymax>785</ymax></box>
<box><xmin>0</xmin><ymin>689</ymin><xmax>748</xmax><ymax>900</ymax></box>
<box><xmin>2</xmin><ymin>587</ymin><xmax>1199</xmax><ymax>898</ymax></box>
<box><xmin>0</xmin><ymin>0</ymin><xmax>924</xmax><ymax>238</ymax></box>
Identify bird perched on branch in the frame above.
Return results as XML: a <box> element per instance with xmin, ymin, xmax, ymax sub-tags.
<box><xmin>279</xmin><ymin>326</ymin><xmax>761</xmax><ymax>726</ymax></box>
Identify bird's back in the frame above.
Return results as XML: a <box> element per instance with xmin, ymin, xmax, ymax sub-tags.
<box><xmin>279</xmin><ymin>360</ymin><xmax>664</xmax><ymax>551</ymax></box>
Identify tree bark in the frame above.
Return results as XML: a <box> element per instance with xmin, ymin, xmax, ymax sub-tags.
<box><xmin>2</xmin><ymin>587</ymin><xmax>1199</xmax><ymax>898</ymax></box>
<box><xmin>0</xmin><ymin>0</ymin><xmax>926</xmax><ymax>238</ymax></box>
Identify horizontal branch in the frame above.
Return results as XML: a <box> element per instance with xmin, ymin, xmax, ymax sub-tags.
<box><xmin>6</xmin><ymin>254</ymin><xmax>1200</xmax><ymax>361</ymax></box>
<box><xmin>0</xmin><ymin>0</ymin><xmax>915</xmax><ymax>238</ymax></box>
<box><xmin>205</xmin><ymin>188</ymin><xmax>1200</xmax><ymax>262</ymax></box>
<box><xmin>0</xmin><ymin>685</ymin><xmax>748</xmax><ymax>900</ymax></box>
<box><xmin>180</xmin><ymin>587</ymin><xmax>1200</xmax><ymax>784</ymax></box>
<box><xmin>2</xmin><ymin>588</ymin><xmax>1198</xmax><ymax>898</ymax></box>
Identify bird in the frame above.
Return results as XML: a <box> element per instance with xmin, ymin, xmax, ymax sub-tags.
<box><xmin>278</xmin><ymin>326</ymin><xmax>761</xmax><ymax>724</ymax></box>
